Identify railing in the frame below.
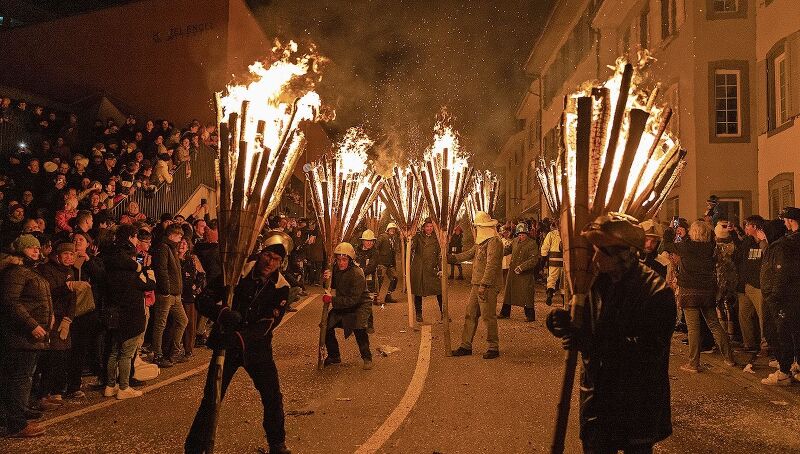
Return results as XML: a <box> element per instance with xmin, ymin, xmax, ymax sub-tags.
<box><xmin>109</xmin><ymin>146</ymin><xmax>217</xmax><ymax>221</ymax></box>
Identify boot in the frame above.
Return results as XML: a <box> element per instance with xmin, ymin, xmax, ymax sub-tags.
<box><xmin>545</xmin><ymin>288</ymin><xmax>555</xmax><ymax>306</ymax></box>
<box><xmin>415</xmin><ymin>312</ymin><xmax>423</xmax><ymax>323</ymax></box>
<box><xmin>385</xmin><ymin>294</ymin><xmax>398</xmax><ymax>304</ymax></box>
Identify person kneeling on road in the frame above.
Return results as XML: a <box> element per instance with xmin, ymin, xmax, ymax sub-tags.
<box><xmin>322</xmin><ymin>242</ymin><xmax>374</xmax><ymax>370</ymax></box>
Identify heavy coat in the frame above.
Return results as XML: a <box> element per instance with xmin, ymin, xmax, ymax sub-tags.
<box><xmin>154</xmin><ymin>239</ymin><xmax>183</xmax><ymax>296</ymax></box>
<box><xmin>410</xmin><ymin>232</ymin><xmax>441</xmax><ymax>296</ymax></box>
<box><xmin>454</xmin><ymin>236</ymin><xmax>504</xmax><ymax>289</ymax></box>
<box><xmin>355</xmin><ymin>246</ymin><xmax>378</xmax><ymax>292</ymax></box>
<box><xmin>37</xmin><ymin>261</ymin><xmax>77</xmax><ymax>350</ymax></box>
<box><xmin>198</xmin><ymin>270</ymin><xmax>291</xmax><ymax>365</ymax></box>
<box><xmin>104</xmin><ymin>248</ymin><xmax>157</xmax><ymax>341</ymax></box>
<box><xmin>761</xmin><ymin>231</ymin><xmax>800</xmax><ymax>320</ymax></box>
<box><xmin>502</xmin><ymin>236</ymin><xmax>539</xmax><ymax>307</ymax></box>
<box><xmin>328</xmin><ymin>263</ymin><xmax>372</xmax><ymax>336</ymax></box>
<box><xmin>0</xmin><ymin>260</ymin><xmax>53</xmax><ymax>350</ymax></box>
<box><xmin>577</xmin><ymin>262</ymin><xmax>676</xmax><ymax>448</ymax></box>
<box><xmin>375</xmin><ymin>232</ymin><xmax>400</xmax><ymax>267</ymax></box>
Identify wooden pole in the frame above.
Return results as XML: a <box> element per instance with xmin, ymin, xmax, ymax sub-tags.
<box><xmin>438</xmin><ymin>229</ymin><xmax>452</xmax><ymax>356</ymax></box>
<box><xmin>405</xmin><ymin>235</ymin><xmax>415</xmax><ymax>329</ymax></box>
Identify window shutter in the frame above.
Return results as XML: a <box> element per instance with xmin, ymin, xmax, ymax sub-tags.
<box><xmin>787</xmin><ymin>31</ymin><xmax>800</xmax><ymax>118</ymax></box>
<box><xmin>757</xmin><ymin>59</ymin><xmax>768</xmax><ymax>135</ymax></box>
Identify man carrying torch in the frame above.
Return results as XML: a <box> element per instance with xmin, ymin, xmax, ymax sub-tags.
<box><xmin>186</xmin><ymin>231</ymin><xmax>294</xmax><ymax>454</ymax></box>
<box><xmin>546</xmin><ymin>214</ymin><xmax>676</xmax><ymax>454</ymax></box>
<box><xmin>447</xmin><ymin>211</ymin><xmax>503</xmax><ymax>359</ymax></box>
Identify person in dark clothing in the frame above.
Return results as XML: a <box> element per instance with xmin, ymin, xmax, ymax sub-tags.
<box><xmin>322</xmin><ymin>242</ymin><xmax>373</xmax><ymax>370</ymax></box>
<box><xmin>448</xmin><ymin>225</ymin><xmax>464</xmax><ymax>279</ymax></box>
<box><xmin>639</xmin><ymin>220</ymin><xmax>667</xmax><ymax>278</ymax></box>
<box><xmin>186</xmin><ymin>231</ymin><xmax>293</xmax><ymax>454</ymax></box>
<box><xmin>760</xmin><ymin>209</ymin><xmax>800</xmax><ymax>386</ymax></box>
<box><xmin>355</xmin><ymin>229</ymin><xmax>379</xmax><ymax>303</ymax></box>
<box><xmin>374</xmin><ymin>223</ymin><xmax>400</xmax><ymax>303</ymax></box>
<box><xmin>547</xmin><ymin>214</ymin><xmax>676</xmax><ymax>454</ymax></box>
<box><xmin>734</xmin><ymin>215</ymin><xmax>768</xmax><ymax>355</ymax></box>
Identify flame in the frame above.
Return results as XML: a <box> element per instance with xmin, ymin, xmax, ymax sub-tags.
<box><xmin>466</xmin><ymin>170</ymin><xmax>499</xmax><ymax>222</ymax></box>
<box><xmin>381</xmin><ymin>166</ymin><xmax>427</xmax><ymax>236</ymax></box>
<box><xmin>337</xmin><ymin>126</ymin><xmax>372</xmax><ymax>174</ymax></box>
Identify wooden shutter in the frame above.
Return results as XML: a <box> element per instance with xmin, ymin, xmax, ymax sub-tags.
<box><xmin>787</xmin><ymin>31</ymin><xmax>800</xmax><ymax>119</ymax></box>
<box><xmin>756</xmin><ymin>59</ymin><xmax>768</xmax><ymax>135</ymax></box>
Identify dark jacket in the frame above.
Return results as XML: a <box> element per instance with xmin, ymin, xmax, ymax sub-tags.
<box><xmin>355</xmin><ymin>246</ymin><xmax>378</xmax><ymax>292</ymax></box>
<box><xmin>734</xmin><ymin>236</ymin><xmax>766</xmax><ymax>291</ymax></box>
<box><xmin>502</xmin><ymin>236</ymin><xmax>539</xmax><ymax>307</ymax></box>
<box><xmin>663</xmin><ymin>236</ymin><xmax>716</xmax><ymax>291</ymax></box>
<box><xmin>195</xmin><ymin>241</ymin><xmax>221</xmax><ymax>283</ymax></box>
<box><xmin>448</xmin><ymin>232</ymin><xmax>463</xmax><ymax>254</ymax></box>
<box><xmin>410</xmin><ymin>232</ymin><xmax>441</xmax><ymax>296</ymax></box>
<box><xmin>37</xmin><ymin>261</ymin><xmax>77</xmax><ymax>350</ymax></box>
<box><xmin>0</xmin><ymin>259</ymin><xmax>53</xmax><ymax>350</ymax></box>
<box><xmin>180</xmin><ymin>255</ymin><xmax>205</xmax><ymax>304</ymax></box>
<box><xmin>761</xmin><ymin>231</ymin><xmax>800</xmax><ymax>319</ymax></box>
<box><xmin>375</xmin><ymin>232</ymin><xmax>399</xmax><ymax>267</ymax></box>
<box><xmin>154</xmin><ymin>239</ymin><xmax>182</xmax><ymax>296</ymax></box>
<box><xmin>104</xmin><ymin>248</ymin><xmax>156</xmax><ymax>341</ymax></box>
<box><xmin>578</xmin><ymin>262</ymin><xmax>676</xmax><ymax>448</ymax></box>
<box><xmin>328</xmin><ymin>262</ymin><xmax>371</xmax><ymax>336</ymax></box>
<box><xmin>198</xmin><ymin>270</ymin><xmax>291</xmax><ymax>364</ymax></box>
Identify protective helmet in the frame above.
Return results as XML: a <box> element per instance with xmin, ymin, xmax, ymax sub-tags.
<box><xmin>261</xmin><ymin>230</ymin><xmax>293</xmax><ymax>258</ymax></box>
<box><xmin>360</xmin><ymin>229</ymin><xmax>377</xmax><ymax>241</ymax></box>
<box><xmin>473</xmin><ymin>211</ymin><xmax>498</xmax><ymax>227</ymax></box>
<box><xmin>639</xmin><ymin>219</ymin><xmax>664</xmax><ymax>239</ymax></box>
<box><xmin>515</xmin><ymin>223</ymin><xmax>528</xmax><ymax>235</ymax></box>
<box><xmin>333</xmin><ymin>242</ymin><xmax>356</xmax><ymax>260</ymax></box>
<box><xmin>581</xmin><ymin>212</ymin><xmax>645</xmax><ymax>251</ymax></box>
<box><xmin>386</xmin><ymin>222</ymin><xmax>399</xmax><ymax>232</ymax></box>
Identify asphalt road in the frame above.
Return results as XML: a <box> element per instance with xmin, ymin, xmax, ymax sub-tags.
<box><xmin>3</xmin><ymin>279</ymin><xmax>800</xmax><ymax>453</ymax></box>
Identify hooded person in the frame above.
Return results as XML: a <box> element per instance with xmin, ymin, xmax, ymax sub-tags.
<box><xmin>186</xmin><ymin>231</ymin><xmax>294</xmax><ymax>454</ymax></box>
<box><xmin>321</xmin><ymin>242</ymin><xmax>374</xmax><ymax>369</ymax></box>
<box><xmin>546</xmin><ymin>213</ymin><xmax>677</xmax><ymax>453</ymax></box>
<box><xmin>498</xmin><ymin>223</ymin><xmax>539</xmax><ymax>321</ymax></box>
<box><xmin>448</xmin><ymin>211</ymin><xmax>504</xmax><ymax>359</ymax></box>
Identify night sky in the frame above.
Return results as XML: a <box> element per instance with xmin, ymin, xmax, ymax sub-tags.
<box><xmin>250</xmin><ymin>0</ymin><xmax>555</xmax><ymax>167</ymax></box>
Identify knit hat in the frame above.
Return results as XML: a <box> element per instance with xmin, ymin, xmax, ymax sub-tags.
<box><xmin>13</xmin><ymin>234</ymin><xmax>40</xmax><ymax>253</ymax></box>
<box><xmin>55</xmin><ymin>242</ymin><xmax>76</xmax><ymax>254</ymax></box>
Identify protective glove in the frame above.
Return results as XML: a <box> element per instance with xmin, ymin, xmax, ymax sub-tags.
<box><xmin>58</xmin><ymin>317</ymin><xmax>72</xmax><ymax>340</ymax></box>
<box><xmin>322</xmin><ymin>294</ymin><xmax>333</xmax><ymax>305</ymax></box>
<box><xmin>514</xmin><ymin>266</ymin><xmax>522</xmax><ymax>275</ymax></box>
<box><xmin>217</xmin><ymin>308</ymin><xmax>242</xmax><ymax>331</ymax></box>
<box><xmin>447</xmin><ymin>254</ymin><xmax>458</xmax><ymax>265</ymax></box>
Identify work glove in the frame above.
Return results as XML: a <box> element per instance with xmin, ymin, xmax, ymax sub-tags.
<box><xmin>58</xmin><ymin>317</ymin><xmax>72</xmax><ymax>340</ymax></box>
<box><xmin>447</xmin><ymin>254</ymin><xmax>458</xmax><ymax>265</ymax></box>
<box><xmin>322</xmin><ymin>294</ymin><xmax>333</xmax><ymax>305</ymax></box>
<box><xmin>217</xmin><ymin>308</ymin><xmax>242</xmax><ymax>331</ymax></box>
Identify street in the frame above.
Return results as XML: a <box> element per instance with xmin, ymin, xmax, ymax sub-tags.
<box><xmin>3</xmin><ymin>279</ymin><xmax>800</xmax><ymax>454</ymax></box>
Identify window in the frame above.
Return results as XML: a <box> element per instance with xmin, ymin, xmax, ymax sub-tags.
<box><xmin>718</xmin><ymin>198</ymin><xmax>743</xmax><ymax>224</ymax></box>
<box><xmin>714</xmin><ymin>70</ymin><xmax>741</xmax><ymax>137</ymax></box>
<box><xmin>774</xmin><ymin>53</ymin><xmax>788</xmax><ymax>126</ymax></box>
<box><xmin>664</xmin><ymin>82</ymin><xmax>680</xmax><ymax>135</ymax></box>
<box><xmin>713</xmin><ymin>0</ymin><xmax>738</xmax><ymax>12</ymax></box>
<box><xmin>660</xmin><ymin>0</ymin><xmax>677</xmax><ymax>39</ymax></box>
<box><xmin>769</xmin><ymin>173</ymin><xmax>795</xmax><ymax>218</ymax></box>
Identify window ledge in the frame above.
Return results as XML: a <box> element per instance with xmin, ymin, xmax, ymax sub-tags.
<box><xmin>766</xmin><ymin>116</ymin><xmax>796</xmax><ymax>138</ymax></box>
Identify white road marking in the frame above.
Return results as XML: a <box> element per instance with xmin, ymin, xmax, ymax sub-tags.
<box><xmin>354</xmin><ymin>324</ymin><xmax>433</xmax><ymax>454</ymax></box>
<box><xmin>40</xmin><ymin>293</ymin><xmax>318</xmax><ymax>428</ymax></box>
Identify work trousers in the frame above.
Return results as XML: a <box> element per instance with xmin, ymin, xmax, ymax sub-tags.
<box><xmin>185</xmin><ymin>347</ymin><xmax>285</xmax><ymax>452</ymax></box>
<box><xmin>0</xmin><ymin>348</ymin><xmax>39</xmax><ymax>433</ymax></box>
<box><xmin>325</xmin><ymin>325</ymin><xmax>371</xmax><ymax>361</ymax></box>
<box><xmin>685</xmin><ymin>306</ymin><xmax>733</xmax><ymax>367</ymax></box>
<box><xmin>499</xmin><ymin>304</ymin><xmax>535</xmax><ymax>321</ymax></box>
<box><xmin>738</xmin><ymin>284</ymin><xmax>764</xmax><ymax>350</ymax></box>
<box><xmin>546</xmin><ymin>265</ymin><xmax>563</xmax><ymax>292</ymax></box>
<box><xmin>377</xmin><ymin>265</ymin><xmax>398</xmax><ymax>302</ymax></box>
<box><xmin>152</xmin><ymin>294</ymin><xmax>187</xmax><ymax>358</ymax></box>
<box><xmin>460</xmin><ymin>285</ymin><xmax>499</xmax><ymax>352</ymax></box>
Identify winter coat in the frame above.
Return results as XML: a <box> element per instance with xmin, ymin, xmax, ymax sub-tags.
<box><xmin>198</xmin><ymin>270</ymin><xmax>291</xmax><ymax>364</ymax></box>
<box><xmin>180</xmin><ymin>254</ymin><xmax>205</xmax><ymax>304</ymax></box>
<box><xmin>540</xmin><ymin>229</ymin><xmax>562</xmax><ymax>267</ymax></box>
<box><xmin>448</xmin><ymin>232</ymin><xmax>463</xmax><ymax>254</ymax></box>
<box><xmin>410</xmin><ymin>232</ymin><xmax>441</xmax><ymax>296</ymax></box>
<box><xmin>328</xmin><ymin>263</ymin><xmax>372</xmax><ymax>335</ymax></box>
<box><xmin>663</xmin><ymin>236</ymin><xmax>716</xmax><ymax>293</ymax></box>
<box><xmin>37</xmin><ymin>261</ymin><xmax>77</xmax><ymax>350</ymax></box>
<box><xmin>455</xmin><ymin>236</ymin><xmax>504</xmax><ymax>289</ymax></box>
<box><xmin>0</xmin><ymin>259</ymin><xmax>53</xmax><ymax>350</ymax></box>
<box><xmin>734</xmin><ymin>236</ymin><xmax>766</xmax><ymax>291</ymax></box>
<box><xmin>195</xmin><ymin>241</ymin><xmax>222</xmax><ymax>283</ymax></box>
<box><xmin>760</xmin><ymin>231</ymin><xmax>800</xmax><ymax>320</ymax></box>
<box><xmin>355</xmin><ymin>246</ymin><xmax>378</xmax><ymax>292</ymax></box>
<box><xmin>502</xmin><ymin>237</ymin><xmax>539</xmax><ymax>307</ymax></box>
<box><xmin>375</xmin><ymin>232</ymin><xmax>400</xmax><ymax>267</ymax></box>
<box><xmin>104</xmin><ymin>248</ymin><xmax>156</xmax><ymax>341</ymax></box>
<box><xmin>577</xmin><ymin>262</ymin><xmax>676</xmax><ymax>448</ymax></box>
<box><xmin>714</xmin><ymin>240</ymin><xmax>737</xmax><ymax>301</ymax></box>
<box><xmin>154</xmin><ymin>239</ymin><xmax>182</xmax><ymax>296</ymax></box>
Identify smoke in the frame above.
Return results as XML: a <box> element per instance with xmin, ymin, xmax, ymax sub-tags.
<box><xmin>249</xmin><ymin>0</ymin><xmax>553</xmax><ymax>167</ymax></box>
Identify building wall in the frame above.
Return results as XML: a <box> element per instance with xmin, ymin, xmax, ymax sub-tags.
<box><xmin>0</xmin><ymin>0</ymin><xmax>267</xmax><ymax>126</ymax></box>
<box><xmin>756</xmin><ymin>0</ymin><xmax>800</xmax><ymax>218</ymax></box>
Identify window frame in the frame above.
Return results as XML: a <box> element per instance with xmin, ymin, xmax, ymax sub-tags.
<box><xmin>713</xmin><ymin>0</ymin><xmax>739</xmax><ymax>13</ymax></box>
<box><xmin>706</xmin><ymin>0</ymin><xmax>747</xmax><ymax>20</ymax></box>
<box><xmin>774</xmin><ymin>52</ymin><xmax>788</xmax><ymax>127</ymax></box>
<box><xmin>708</xmin><ymin>60</ymin><xmax>751</xmax><ymax>144</ymax></box>
<box><xmin>714</xmin><ymin>69</ymin><xmax>742</xmax><ymax>138</ymax></box>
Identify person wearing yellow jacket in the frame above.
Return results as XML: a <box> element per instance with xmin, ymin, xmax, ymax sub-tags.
<box><xmin>448</xmin><ymin>211</ymin><xmax>504</xmax><ymax>359</ymax></box>
<box><xmin>540</xmin><ymin>220</ymin><xmax>563</xmax><ymax>306</ymax></box>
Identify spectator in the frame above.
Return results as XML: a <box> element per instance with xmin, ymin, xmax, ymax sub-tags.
<box><xmin>735</xmin><ymin>215</ymin><xmax>768</xmax><ymax>356</ymax></box>
<box><xmin>0</xmin><ymin>235</ymin><xmax>51</xmax><ymax>438</ymax></box>
<box><xmin>120</xmin><ymin>201</ymin><xmax>147</xmax><ymax>225</ymax></box>
<box><xmin>178</xmin><ymin>238</ymin><xmax>205</xmax><ymax>359</ymax></box>
<box><xmin>448</xmin><ymin>225</ymin><xmax>464</xmax><ymax>280</ymax></box>
<box><xmin>151</xmin><ymin>224</ymin><xmax>188</xmax><ymax>368</ymax></box>
<box><xmin>1</xmin><ymin>203</ymin><xmax>27</xmax><ymax>247</ymax></box>
<box><xmin>54</xmin><ymin>197</ymin><xmax>78</xmax><ymax>234</ymax></box>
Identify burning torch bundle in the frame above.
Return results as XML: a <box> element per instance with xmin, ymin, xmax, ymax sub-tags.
<box><xmin>305</xmin><ymin>127</ymin><xmax>385</xmax><ymax>369</ymax></box>
<box><xmin>413</xmin><ymin>115</ymin><xmax>475</xmax><ymax>354</ymax></box>
<box><xmin>364</xmin><ymin>196</ymin><xmax>386</xmax><ymax>233</ymax></box>
<box><xmin>381</xmin><ymin>165</ymin><xmax>428</xmax><ymax>328</ymax></box>
<box><xmin>465</xmin><ymin>169</ymin><xmax>499</xmax><ymax>224</ymax></box>
<box><xmin>210</xmin><ymin>42</ymin><xmax>323</xmax><ymax>452</ymax></box>
<box><xmin>540</xmin><ymin>58</ymin><xmax>686</xmax><ymax>454</ymax></box>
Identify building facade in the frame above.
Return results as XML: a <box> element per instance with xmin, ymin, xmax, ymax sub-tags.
<box><xmin>498</xmin><ymin>0</ymin><xmax>764</xmax><ymax>224</ymax></box>
<box><xmin>756</xmin><ymin>0</ymin><xmax>800</xmax><ymax>218</ymax></box>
